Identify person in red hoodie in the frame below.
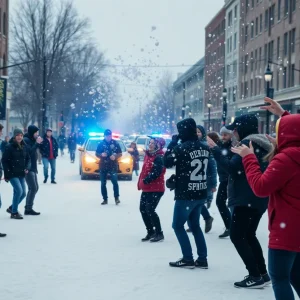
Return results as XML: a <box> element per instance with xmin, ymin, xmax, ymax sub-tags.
<box><xmin>138</xmin><ymin>137</ymin><xmax>166</xmax><ymax>243</ymax></box>
<box><xmin>232</xmin><ymin>97</ymin><xmax>300</xmax><ymax>300</ymax></box>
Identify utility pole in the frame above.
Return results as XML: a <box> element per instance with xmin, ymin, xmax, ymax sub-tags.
<box><xmin>42</xmin><ymin>56</ymin><xmax>47</xmax><ymax>134</ymax></box>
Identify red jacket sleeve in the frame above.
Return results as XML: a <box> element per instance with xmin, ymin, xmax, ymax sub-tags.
<box><xmin>242</xmin><ymin>153</ymin><xmax>292</xmax><ymax>197</ymax></box>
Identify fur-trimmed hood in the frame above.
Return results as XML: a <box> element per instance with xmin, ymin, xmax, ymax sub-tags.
<box><xmin>242</xmin><ymin>134</ymin><xmax>274</xmax><ymax>153</ymax></box>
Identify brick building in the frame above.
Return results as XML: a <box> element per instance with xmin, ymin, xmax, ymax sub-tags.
<box><xmin>204</xmin><ymin>7</ymin><xmax>226</xmax><ymax>131</ymax></box>
<box><xmin>0</xmin><ymin>0</ymin><xmax>8</xmax><ymax>76</ymax></box>
<box><xmin>238</xmin><ymin>0</ymin><xmax>300</xmax><ymax>133</ymax></box>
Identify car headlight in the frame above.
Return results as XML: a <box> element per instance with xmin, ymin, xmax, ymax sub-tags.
<box><xmin>84</xmin><ymin>155</ymin><xmax>97</xmax><ymax>163</ymax></box>
<box><xmin>120</xmin><ymin>157</ymin><xmax>131</xmax><ymax>164</ymax></box>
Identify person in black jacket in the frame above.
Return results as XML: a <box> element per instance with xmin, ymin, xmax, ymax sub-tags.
<box><xmin>2</xmin><ymin>128</ymin><xmax>31</xmax><ymax>220</ymax></box>
<box><xmin>214</xmin><ymin>126</ymin><xmax>234</xmax><ymax>238</ymax></box>
<box><xmin>164</xmin><ymin>118</ymin><xmax>212</xmax><ymax>270</ymax></box>
<box><xmin>57</xmin><ymin>133</ymin><xmax>66</xmax><ymax>156</ymax></box>
<box><xmin>40</xmin><ymin>129</ymin><xmax>59</xmax><ymax>184</ymax></box>
<box><xmin>207</xmin><ymin>114</ymin><xmax>273</xmax><ymax>289</ymax></box>
<box><xmin>23</xmin><ymin>125</ymin><xmax>43</xmax><ymax>215</ymax></box>
<box><xmin>95</xmin><ymin>129</ymin><xmax>122</xmax><ymax>205</ymax></box>
<box><xmin>0</xmin><ymin>123</ymin><xmax>6</xmax><ymax>236</ymax></box>
<box><xmin>128</xmin><ymin>142</ymin><xmax>140</xmax><ymax>176</ymax></box>
<box><xmin>68</xmin><ymin>132</ymin><xmax>77</xmax><ymax>163</ymax></box>
<box><xmin>1</xmin><ymin>136</ymin><xmax>9</xmax><ymax>154</ymax></box>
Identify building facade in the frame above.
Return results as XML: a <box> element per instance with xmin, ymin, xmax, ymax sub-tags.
<box><xmin>0</xmin><ymin>0</ymin><xmax>8</xmax><ymax>76</ymax></box>
<box><xmin>225</xmin><ymin>0</ymin><xmax>240</xmax><ymax>124</ymax></box>
<box><xmin>173</xmin><ymin>57</ymin><xmax>205</xmax><ymax>125</ymax></box>
<box><xmin>239</xmin><ymin>0</ymin><xmax>300</xmax><ymax>133</ymax></box>
<box><xmin>204</xmin><ymin>7</ymin><xmax>226</xmax><ymax>131</ymax></box>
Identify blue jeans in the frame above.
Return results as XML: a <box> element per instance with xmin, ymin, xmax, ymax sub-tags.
<box><xmin>10</xmin><ymin>177</ymin><xmax>26</xmax><ymax>213</ymax></box>
<box><xmin>172</xmin><ymin>200</ymin><xmax>207</xmax><ymax>262</ymax></box>
<box><xmin>269</xmin><ymin>249</ymin><xmax>300</xmax><ymax>300</ymax></box>
<box><xmin>42</xmin><ymin>158</ymin><xmax>56</xmax><ymax>181</ymax></box>
<box><xmin>70</xmin><ymin>150</ymin><xmax>75</xmax><ymax>162</ymax></box>
<box><xmin>100</xmin><ymin>170</ymin><xmax>119</xmax><ymax>200</ymax></box>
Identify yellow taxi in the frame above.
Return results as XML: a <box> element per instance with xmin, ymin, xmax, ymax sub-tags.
<box><xmin>78</xmin><ymin>133</ymin><xmax>133</xmax><ymax>180</ymax></box>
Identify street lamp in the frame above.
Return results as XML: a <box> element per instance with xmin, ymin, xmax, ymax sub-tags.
<box><xmin>70</xmin><ymin>103</ymin><xmax>76</xmax><ymax>133</ymax></box>
<box><xmin>207</xmin><ymin>101</ymin><xmax>212</xmax><ymax>131</ymax></box>
<box><xmin>264</xmin><ymin>63</ymin><xmax>274</xmax><ymax>134</ymax></box>
<box><xmin>222</xmin><ymin>88</ymin><xmax>227</xmax><ymax>126</ymax></box>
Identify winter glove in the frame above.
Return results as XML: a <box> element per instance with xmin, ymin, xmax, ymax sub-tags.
<box><xmin>166</xmin><ymin>174</ymin><xmax>176</xmax><ymax>191</ymax></box>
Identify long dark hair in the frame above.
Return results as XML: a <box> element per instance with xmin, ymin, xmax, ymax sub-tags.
<box><xmin>207</xmin><ymin>132</ymin><xmax>220</xmax><ymax>144</ymax></box>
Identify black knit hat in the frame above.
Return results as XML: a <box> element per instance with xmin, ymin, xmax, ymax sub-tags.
<box><xmin>13</xmin><ymin>128</ymin><xmax>24</xmax><ymax>137</ymax></box>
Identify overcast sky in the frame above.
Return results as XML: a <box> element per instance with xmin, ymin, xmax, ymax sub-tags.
<box><xmin>10</xmin><ymin>0</ymin><xmax>225</xmax><ymax>132</ymax></box>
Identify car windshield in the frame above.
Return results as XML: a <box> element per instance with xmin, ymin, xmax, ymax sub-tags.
<box><xmin>136</xmin><ymin>138</ymin><xmax>147</xmax><ymax>145</ymax></box>
<box><xmin>86</xmin><ymin>139</ymin><xmax>126</xmax><ymax>152</ymax></box>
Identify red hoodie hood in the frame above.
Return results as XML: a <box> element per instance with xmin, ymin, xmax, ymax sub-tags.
<box><xmin>277</xmin><ymin>114</ymin><xmax>300</xmax><ymax>165</ymax></box>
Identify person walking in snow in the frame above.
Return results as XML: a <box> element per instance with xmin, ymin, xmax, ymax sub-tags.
<box><xmin>128</xmin><ymin>142</ymin><xmax>140</xmax><ymax>176</ymax></box>
<box><xmin>138</xmin><ymin>137</ymin><xmax>166</xmax><ymax>243</ymax></box>
<box><xmin>214</xmin><ymin>127</ymin><xmax>234</xmax><ymax>238</ymax></box>
<box><xmin>2</xmin><ymin>129</ymin><xmax>31</xmax><ymax>220</ymax></box>
<box><xmin>57</xmin><ymin>133</ymin><xmax>66</xmax><ymax>156</ymax></box>
<box><xmin>96</xmin><ymin>129</ymin><xmax>122</xmax><ymax>205</ymax></box>
<box><xmin>207</xmin><ymin>114</ymin><xmax>272</xmax><ymax>289</ymax></box>
<box><xmin>164</xmin><ymin>118</ymin><xmax>212</xmax><ymax>269</ymax></box>
<box><xmin>186</xmin><ymin>125</ymin><xmax>217</xmax><ymax>234</ymax></box>
<box><xmin>232</xmin><ymin>97</ymin><xmax>300</xmax><ymax>300</ymax></box>
<box><xmin>40</xmin><ymin>128</ymin><xmax>59</xmax><ymax>184</ymax></box>
<box><xmin>0</xmin><ymin>123</ymin><xmax>6</xmax><ymax>236</ymax></box>
<box><xmin>68</xmin><ymin>132</ymin><xmax>77</xmax><ymax>163</ymax></box>
<box><xmin>23</xmin><ymin>125</ymin><xmax>43</xmax><ymax>216</ymax></box>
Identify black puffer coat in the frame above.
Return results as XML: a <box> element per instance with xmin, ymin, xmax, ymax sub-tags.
<box><xmin>23</xmin><ymin>125</ymin><xmax>39</xmax><ymax>173</ymax></box>
<box><xmin>2</xmin><ymin>139</ymin><xmax>31</xmax><ymax>180</ymax></box>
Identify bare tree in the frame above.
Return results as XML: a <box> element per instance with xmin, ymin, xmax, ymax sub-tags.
<box><xmin>10</xmin><ymin>0</ymin><xmax>90</xmax><ymax>126</ymax></box>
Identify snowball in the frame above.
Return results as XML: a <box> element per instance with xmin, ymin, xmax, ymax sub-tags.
<box><xmin>280</xmin><ymin>223</ymin><xmax>286</xmax><ymax>229</ymax></box>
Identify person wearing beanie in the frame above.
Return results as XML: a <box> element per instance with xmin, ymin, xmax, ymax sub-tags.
<box><xmin>138</xmin><ymin>137</ymin><xmax>166</xmax><ymax>242</ymax></box>
<box><xmin>95</xmin><ymin>129</ymin><xmax>122</xmax><ymax>205</ymax></box>
<box><xmin>210</xmin><ymin>127</ymin><xmax>234</xmax><ymax>239</ymax></box>
<box><xmin>186</xmin><ymin>124</ymin><xmax>217</xmax><ymax>234</ymax></box>
<box><xmin>23</xmin><ymin>125</ymin><xmax>43</xmax><ymax>215</ymax></box>
<box><xmin>164</xmin><ymin>118</ymin><xmax>213</xmax><ymax>270</ymax></box>
<box><xmin>207</xmin><ymin>114</ymin><xmax>273</xmax><ymax>288</ymax></box>
<box><xmin>2</xmin><ymin>128</ymin><xmax>31</xmax><ymax>219</ymax></box>
<box><xmin>40</xmin><ymin>128</ymin><xmax>59</xmax><ymax>184</ymax></box>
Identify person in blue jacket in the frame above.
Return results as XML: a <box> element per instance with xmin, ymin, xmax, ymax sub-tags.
<box><xmin>186</xmin><ymin>125</ymin><xmax>217</xmax><ymax>233</ymax></box>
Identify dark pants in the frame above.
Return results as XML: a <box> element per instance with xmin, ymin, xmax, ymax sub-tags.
<box><xmin>140</xmin><ymin>192</ymin><xmax>163</xmax><ymax>234</ymax></box>
<box><xmin>230</xmin><ymin>206</ymin><xmax>267</xmax><ymax>277</ymax></box>
<box><xmin>70</xmin><ymin>150</ymin><xmax>75</xmax><ymax>162</ymax></box>
<box><xmin>100</xmin><ymin>170</ymin><xmax>119</xmax><ymax>200</ymax></box>
<box><xmin>172</xmin><ymin>200</ymin><xmax>207</xmax><ymax>262</ymax></box>
<box><xmin>10</xmin><ymin>177</ymin><xmax>26</xmax><ymax>214</ymax></box>
<box><xmin>216</xmin><ymin>181</ymin><xmax>231</xmax><ymax>229</ymax></box>
<box><xmin>42</xmin><ymin>158</ymin><xmax>56</xmax><ymax>181</ymax></box>
<box><xmin>25</xmin><ymin>172</ymin><xmax>39</xmax><ymax>211</ymax></box>
<box><xmin>59</xmin><ymin>146</ymin><xmax>64</xmax><ymax>156</ymax></box>
<box><xmin>269</xmin><ymin>249</ymin><xmax>300</xmax><ymax>300</ymax></box>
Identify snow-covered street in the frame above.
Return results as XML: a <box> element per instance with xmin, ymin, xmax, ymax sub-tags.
<box><xmin>0</xmin><ymin>156</ymin><xmax>274</xmax><ymax>300</ymax></box>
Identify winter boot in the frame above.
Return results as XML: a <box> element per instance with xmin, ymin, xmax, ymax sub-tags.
<box><xmin>101</xmin><ymin>200</ymin><xmax>108</xmax><ymax>205</ymax></box>
<box><xmin>262</xmin><ymin>273</ymin><xmax>271</xmax><ymax>286</ymax></box>
<box><xmin>234</xmin><ymin>275</ymin><xmax>265</xmax><ymax>289</ymax></box>
<box><xmin>11</xmin><ymin>212</ymin><xmax>23</xmax><ymax>220</ymax></box>
<box><xmin>115</xmin><ymin>197</ymin><xmax>120</xmax><ymax>205</ymax></box>
<box><xmin>43</xmin><ymin>177</ymin><xmax>48</xmax><ymax>184</ymax></box>
<box><xmin>24</xmin><ymin>209</ymin><xmax>41</xmax><ymax>216</ymax></box>
<box><xmin>141</xmin><ymin>232</ymin><xmax>155</xmax><ymax>242</ymax></box>
<box><xmin>195</xmin><ymin>259</ymin><xmax>208</xmax><ymax>269</ymax></box>
<box><xmin>205</xmin><ymin>217</ymin><xmax>214</xmax><ymax>233</ymax></box>
<box><xmin>6</xmin><ymin>206</ymin><xmax>12</xmax><ymax>214</ymax></box>
<box><xmin>0</xmin><ymin>233</ymin><xmax>7</xmax><ymax>237</ymax></box>
<box><xmin>150</xmin><ymin>232</ymin><xmax>164</xmax><ymax>243</ymax></box>
<box><xmin>169</xmin><ymin>258</ymin><xmax>195</xmax><ymax>269</ymax></box>
<box><xmin>219</xmin><ymin>228</ymin><xmax>230</xmax><ymax>238</ymax></box>
<box><xmin>51</xmin><ymin>180</ymin><xmax>57</xmax><ymax>184</ymax></box>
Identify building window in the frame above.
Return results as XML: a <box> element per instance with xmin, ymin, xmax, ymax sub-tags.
<box><xmin>251</xmin><ymin>52</ymin><xmax>254</xmax><ymax>71</ymax></box>
<box><xmin>255</xmin><ymin>49</ymin><xmax>258</xmax><ymax>70</ymax></box>
<box><xmin>259</xmin><ymin>47</ymin><xmax>262</xmax><ymax>70</ymax></box>
<box><xmin>276</xmin><ymin>69</ymin><xmax>280</xmax><ymax>90</ymax></box>
<box><xmin>245</xmin><ymin>25</ymin><xmax>248</xmax><ymax>43</ymax></box>
<box><xmin>284</xmin><ymin>0</ymin><xmax>289</xmax><ymax>16</ymax></box>
<box><xmin>233</xmin><ymin>86</ymin><xmax>236</xmax><ymax>102</ymax></box>
<box><xmin>260</xmin><ymin>14</ymin><xmax>263</xmax><ymax>33</ymax></box>
<box><xmin>227</xmin><ymin>38</ymin><xmax>230</xmax><ymax>53</ymax></box>
<box><xmin>277</xmin><ymin>37</ymin><xmax>280</xmax><ymax>58</ymax></box>
<box><xmin>291</xmin><ymin>64</ymin><xmax>295</xmax><ymax>86</ymax></box>
<box><xmin>230</xmin><ymin>36</ymin><xmax>232</xmax><ymax>52</ymax></box>
<box><xmin>255</xmin><ymin>17</ymin><xmax>259</xmax><ymax>36</ymax></box>
<box><xmin>264</xmin><ymin>44</ymin><xmax>268</xmax><ymax>65</ymax></box>
<box><xmin>241</xmin><ymin>82</ymin><xmax>244</xmax><ymax>98</ymax></box>
<box><xmin>278</xmin><ymin>0</ymin><xmax>281</xmax><ymax>20</ymax></box>
<box><xmin>233</xmin><ymin>60</ymin><xmax>237</xmax><ymax>76</ymax></box>
<box><xmin>227</xmin><ymin>65</ymin><xmax>231</xmax><ymax>78</ymax></box>
<box><xmin>245</xmin><ymin>55</ymin><xmax>249</xmax><ymax>74</ymax></box>
<box><xmin>254</xmin><ymin>78</ymin><xmax>257</xmax><ymax>95</ymax></box>
<box><xmin>234</xmin><ymin>5</ymin><xmax>238</xmax><ymax>18</ymax></box>
<box><xmin>268</xmin><ymin>40</ymin><xmax>274</xmax><ymax>61</ymax></box>
<box><xmin>246</xmin><ymin>0</ymin><xmax>249</xmax><ymax>13</ymax></box>
<box><xmin>270</xmin><ymin>4</ymin><xmax>275</xmax><ymax>26</ymax></box>
<box><xmin>283</xmin><ymin>67</ymin><xmax>287</xmax><ymax>88</ymax></box>
<box><xmin>258</xmin><ymin>76</ymin><xmax>261</xmax><ymax>94</ymax></box>
<box><xmin>284</xmin><ymin>32</ymin><xmax>288</xmax><ymax>56</ymax></box>
<box><xmin>228</xmin><ymin>10</ymin><xmax>233</xmax><ymax>27</ymax></box>
<box><xmin>234</xmin><ymin>32</ymin><xmax>237</xmax><ymax>50</ymax></box>
<box><xmin>265</xmin><ymin>9</ymin><xmax>269</xmax><ymax>30</ymax></box>
<box><xmin>292</xmin><ymin>0</ymin><xmax>296</xmax><ymax>11</ymax></box>
<box><xmin>251</xmin><ymin>21</ymin><xmax>254</xmax><ymax>38</ymax></box>
<box><xmin>250</xmin><ymin>79</ymin><xmax>253</xmax><ymax>96</ymax></box>
<box><xmin>0</xmin><ymin>9</ymin><xmax>2</xmax><ymax>33</ymax></box>
<box><xmin>3</xmin><ymin>12</ymin><xmax>6</xmax><ymax>36</ymax></box>
<box><xmin>291</xmin><ymin>28</ymin><xmax>296</xmax><ymax>53</ymax></box>
<box><xmin>244</xmin><ymin>81</ymin><xmax>248</xmax><ymax>97</ymax></box>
